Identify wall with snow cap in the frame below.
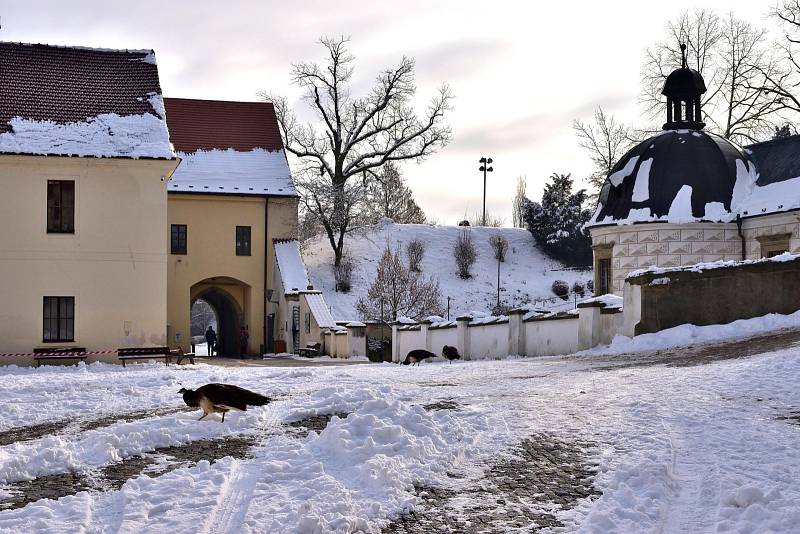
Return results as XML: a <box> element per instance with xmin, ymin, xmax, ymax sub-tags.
<box><xmin>394</xmin><ymin>310</ymin><xmax>593</xmax><ymax>360</ymax></box>
<box><xmin>428</xmin><ymin>326</ymin><xmax>458</xmax><ymax>356</ymax></box>
<box><xmin>468</xmin><ymin>322</ymin><xmax>509</xmax><ymax>360</ymax></box>
<box><xmin>523</xmin><ymin>315</ymin><xmax>580</xmax><ymax>357</ymax></box>
<box><xmin>624</xmin><ymin>253</ymin><xmax>800</xmax><ymax>335</ymax></box>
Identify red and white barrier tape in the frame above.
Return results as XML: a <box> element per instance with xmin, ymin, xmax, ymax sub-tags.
<box><xmin>0</xmin><ymin>350</ymin><xmax>118</xmax><ymax>358</ymax></box>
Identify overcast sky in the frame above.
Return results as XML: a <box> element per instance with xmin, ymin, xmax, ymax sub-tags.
<box><xmin>1</xmin><ymin>0</ymin><xmax>777</xmax><ymax>224</ymax></box>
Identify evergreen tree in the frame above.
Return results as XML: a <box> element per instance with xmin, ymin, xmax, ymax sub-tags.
<box><xmin>522</xmin><ymin>173</ymin><xmax>592</xmax><ymax>266</ymax></box>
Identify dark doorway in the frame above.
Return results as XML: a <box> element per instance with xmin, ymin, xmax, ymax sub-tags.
<box><xmin>192</xmin><ymin>289</ymin><xmax>241</xmax><ymax>357</ymax></box>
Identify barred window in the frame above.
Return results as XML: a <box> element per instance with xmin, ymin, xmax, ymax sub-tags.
<box><xmin>171</xmin><ymin>224</ymin><xmax>187</xmax><ymax>255</ymax></box>
<box><xmin>43</xmin><ymin>296</ymin><xmax>74</xmax><ymax>342</ymax></box>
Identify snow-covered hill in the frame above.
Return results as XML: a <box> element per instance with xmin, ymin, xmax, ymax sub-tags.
<box><xmin>303</xmin><ymin>220</ymin><xmax>592</xmax><ymax>320</ymax></box>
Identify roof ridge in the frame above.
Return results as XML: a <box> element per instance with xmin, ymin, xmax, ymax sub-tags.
<box><xmin>0</xmin><ymin>41</ymin><xmax>153</xmax><ymax>55</ymax></box>
<box><xmin>164</xmin><ymin>97</ymin><xmax>274</xmax><ymax>106</ymax></box>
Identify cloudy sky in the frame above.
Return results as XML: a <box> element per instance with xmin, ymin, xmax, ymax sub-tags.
<box><xmin>2</xmin><ymin>0</ymin><xmax>776</xmax><ymax>224</ymax></box>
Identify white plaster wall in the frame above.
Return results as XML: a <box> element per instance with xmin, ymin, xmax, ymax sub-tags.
<box><xmin>396</xmin><ymin>328</ymin><xmax>424</xmax><ymax>359</ymax></box>
<box><xmin>468</xmin><ymin>323</ymin><xmax>510</xmax><ymax>359</ymax></box>
<box><xmin>599</xmin><ymin>312</ymin><xmax>623</xmax><ymax>345</ymax></box>
<box><xmin>524</xmin><ymin>318</ymin><xmax>580</xmax><ymax>357</ymax></box>
<box><xmin>428</xmin><ymin>327</ymin><xmax>458</xmax><ymax>356</ymax></box>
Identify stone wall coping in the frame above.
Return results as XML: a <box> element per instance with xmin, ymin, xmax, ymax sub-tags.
<box><xmin>523</xmin><ymin>311</ymin><xmax>579</xmax><ymax>323</ymax></box>
<box><xmin>627</xmin><ymin>253</ymin><xmax>800</xmax><ymax>285</ymax></box>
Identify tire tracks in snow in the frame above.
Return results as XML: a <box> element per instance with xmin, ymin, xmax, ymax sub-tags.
<box><xmin>200</xmin><ymin>459</ymin><xmax>259</xmax><ymax>534</ymax></box>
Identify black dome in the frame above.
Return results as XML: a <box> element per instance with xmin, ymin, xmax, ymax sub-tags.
<box><xmin>662</xmin><ymin>67</ymin><xmax>706</xmax><ymax>98</ymax></box>
<box><xmin>588</xmin><ymin>130</ymin><xmax>752</xmax><ymax>227</ymax></box>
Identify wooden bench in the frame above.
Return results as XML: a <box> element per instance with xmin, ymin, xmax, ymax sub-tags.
<box><xmin>118</xmin><ymin>347</ymin><xmax>172</xmax><ymax>367</ymax></box>
<box><xmin>33</xmin><ymin>347</ymin><xmax>87</xmax><ymax>367</ymax></box>
<box><xmin>297</xmin><ymin>342</ymin><xmax>321</xmax><ymax>357</ymax></box>
<box><xmin>171</xmin><ymin>347</ymin><xmax>198</xmax><ymax>365</ymax></box>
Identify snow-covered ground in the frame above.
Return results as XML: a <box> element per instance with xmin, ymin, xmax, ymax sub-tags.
<box><xmin>2</xmin><ymin>319</ymin><xmax>800</xmax><ymax>532</ymax></box>
<box><xmin>303</xmin><ymin>220</ymin><xmax>591</xmax><ymax>320</ymax></box>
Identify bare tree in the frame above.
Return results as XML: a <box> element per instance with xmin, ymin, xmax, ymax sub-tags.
<box><xmin>363</xmin><ymin>162</ymin><xmax>426</xmax><ymax>224</ymax></box>
<box><xmin>489</xmin><ymin>234</ymin><xmax>508</xmax><ymax>262</ymax></box>
<box><xmin>264</xmin><ymin>37</ymin><xmax>453</xmax><ymax>266</ymax></box>
<box><xmin>454</xmin><ymin>229</ymin><xmax>477</xmax><ymax>279</ymax></box>
<box><xmin>406</xmin><ymin>239</ymin><xmax>425</xmax><ymax>272</ymax></box>
<box><xmin>573</xmin><ymin>107</ymin><xmax>633</xmax><ymax>196</ymax></box>
<box><xmin>763</xmin><ymin>2</ymin><xmax>800</xmax><ymax>118</ymax></box>
<box><xmin>641</xmin><ymin>10</ymin><xmax>785</xmax><ymax>144</ymax></box>
<box><xmin>356</xmin><ymin>246</ymin><xmax>443</xmax><ymax>321</ymax></box>
<box><xmin>512</xmin><ymin>176</ymin><xmax>527</xmax><ymax>228</ymax></box>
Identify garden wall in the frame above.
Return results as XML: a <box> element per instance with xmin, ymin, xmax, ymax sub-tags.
<box><xmin>625</xmin><ymin>255</ymin><xmax>800</xmax><ymax>335</ymax></box>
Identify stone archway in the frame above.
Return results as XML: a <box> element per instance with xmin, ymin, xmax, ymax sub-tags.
<box><xmin>191</xmin><ymin>277</ymin><xmax>249</xmax><ymax>357</ymax></box>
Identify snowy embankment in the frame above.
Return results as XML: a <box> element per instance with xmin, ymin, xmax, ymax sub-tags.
<box><xmin>303</xmin><ymin>220</ymin><xmax>591</xmax><ymax>320</ymax></box>
<box><xmin>581</xmin><ymin>308</ymin><xmax>800</xmax><ymax>356</ymax></box>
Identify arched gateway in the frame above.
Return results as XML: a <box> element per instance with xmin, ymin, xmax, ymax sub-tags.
<box><xmin>190</xmin><ymin>278</ymin><xmax>248</xmax><ymax>356</ymax></box>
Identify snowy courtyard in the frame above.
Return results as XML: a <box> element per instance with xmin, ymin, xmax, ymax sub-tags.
<box><xmin>1</xmin><ymin>324</ymin><xmax>800</xmax><ymax>533</ymax></box>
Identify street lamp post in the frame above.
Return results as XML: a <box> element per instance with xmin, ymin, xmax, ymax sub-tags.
<box><xmin>478</xmin><ymin>157</ymin><xmax>493</xmax><ymax>226</ymax></box>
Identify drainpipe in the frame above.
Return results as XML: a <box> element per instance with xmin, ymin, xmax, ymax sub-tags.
<box><xmin>736</xmin><ymin>214</ymin><xmax>746</xmax><ymax>260</ymax></box>
<box><xmin>263</xmin><ymin>196</ymin><xmax>270</xmax><ymax>355</ymax></box>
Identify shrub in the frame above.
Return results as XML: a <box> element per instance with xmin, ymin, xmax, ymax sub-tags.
<box><xmin>334</xmin><ymin>252</ymin><xmax>354</xmax><ymax>292</ymax></box>
<box><xmin>586</xmin><ymin>279</ymin><xmax>594</xmax><ymax>294</ymax></box>
<box><xmin>489</xmin><ymin>235</ymin><xmax>509</xmax><ymax>262</ymax></box>
<box><xmin>572</xmin><ymin>280</ymin><xmax>585</xmax><ymax>297</ymax></box>
<box><xmin>454</xmin><ymin>229</ymin><xmax>477</xmax><ymax>279</ymax></box>
<box><xmin>406</xmin><ymin>239</ymin><xmax>425</xmax><ymax>272</ymax></box>
<box><xmin>551</xmin><ymin>279</ymin><xmax>569</xmax><ymax>300</ymax></box>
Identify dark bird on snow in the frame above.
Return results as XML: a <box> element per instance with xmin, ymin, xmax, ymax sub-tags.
<box><xmin>178</xmin><ymin>383</ymin><xmax>271</xmax><ymax>422</ymax></box>
<box><xmin>442</xmin><ymin>345</ymin><xmax>461</xmax><ymax>363</ymax></box>
<box><xmin>402</xmin><ymin>349</ymin><xmax>436</xmax><ymax>366</ymax></box>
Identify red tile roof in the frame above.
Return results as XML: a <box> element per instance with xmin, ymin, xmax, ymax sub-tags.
<box><xmin>0</xmin><ymin>42</ymin><xmax>163</xmax><ymax>133</ymax></box>
<box><xmin>163</xmin><ymin>98</ymin><xmax>284</xmax><ymax>153</ymax></box>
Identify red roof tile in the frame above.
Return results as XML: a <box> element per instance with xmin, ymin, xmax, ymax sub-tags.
<box><xmin>163</xmin><ymin>98</ymin><xmax>284</xmax><ymax>153</ymax></box>
<box><xmin>0</xmin><ymin>42</ymin><xmax>163</xmax><ymax>133</ymax></box>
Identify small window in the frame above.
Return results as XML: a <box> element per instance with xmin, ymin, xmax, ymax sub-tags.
<box><xmin>171</xmin><ymin>224</ymin><xmax>187</xmax><ymax>255</ymax></box>
<box><xmin>598</xmin><ymin>258</ymin><xmax>612</xmax><ymax>295</ymax></box>
<box><xmin>767</xmin><ymin>249</ymin><xmax>788</xmax><ymax>258</ymax></box>
<box><xmin>43</xmin><ymin>296</ymin><xmax>74</xmax><ymax>342</ymax></box>
<box><xmin>305</xmin><ymin>312</ymin><xmax>311</xmax><ymax>334</ymax></box>
<box><xmin>47</xmin><ymin>180</ymin><xmax>75</xmax><ymax>233</ymax></box>
<box><xmin>236</xmin><ymin>226</ymin><xmax>251</xmax><ymax>256</ymax></box>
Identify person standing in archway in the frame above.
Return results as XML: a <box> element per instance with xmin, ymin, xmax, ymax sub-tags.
<box><xmin>205</xmin><ymin>325</ymin><xmax>217</xmax><ymax>356</ymax></box>
<box><xmin>239</xmin><ymin>325</ymin><xmax>250</xmax><ymax>358</ymax></box>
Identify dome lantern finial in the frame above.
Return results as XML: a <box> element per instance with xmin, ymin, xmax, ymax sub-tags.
<box><xmin>661</xmin><ymin>43</ymin><xmax>706</xmax><ymax>130</ymax></box>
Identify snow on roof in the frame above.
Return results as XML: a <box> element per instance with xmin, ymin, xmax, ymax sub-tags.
<box><xmin>0</xmin><ymin>42</ymin><xmax>173</xmax><ymax>159</ymax></box>
<box><xmin>305</xmin><ymin>293</ymin><xmax>337</xmax><ymax>329</ymax></box>
<box><xmin>168</xmin><ymin>148</ymin><xmax>295</xmax><ymax>196</ymax></box>
<box><xmin>587</xmin><ymin>131</ymin><xmax>800</xmax><ymax>228</ymax></box>
<box><xmin>274</xmin><ymin>240</ymin><xmax>311</xmax><ymax>294</ymax></box>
